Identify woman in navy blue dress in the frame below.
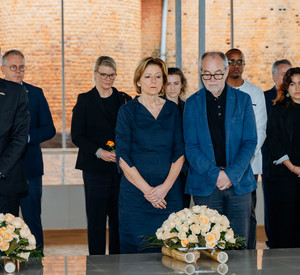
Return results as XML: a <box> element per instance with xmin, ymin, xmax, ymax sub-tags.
<box><xmin>115</xmin><ymin>57</ymin><xmax>185</xmax><ymax>253</ymax></box>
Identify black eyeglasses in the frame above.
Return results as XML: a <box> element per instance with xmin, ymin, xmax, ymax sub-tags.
<box><xmin>201</xmin><ymin>71</ymin><xmax>226</xmax><ymax>80</ymax></box>
<box><xmin>228</xmin><ymin>59</ymin><xmax>245</xmax><ymax>66</ymax></box>
<box><xmin>95</xmin><ymin>71</ymin><xmax>117</xmax><ymax>80</ymax></box>
<box><xmin>8</xmin><ymin>65</ymin><xmax>27</xmax><ymax>72</ymax></box>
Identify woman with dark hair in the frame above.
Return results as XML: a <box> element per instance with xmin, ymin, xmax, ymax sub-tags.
<box><xmin>116</xmin><ymin>57</ymin><xmax>185</xmax><ymax>254</ymax></box>
<box><xmin>164</xmin><ymin>67</ymin><xmax>190</xmax><ymax>208</ymax></box>
<box><xmin>266</xmin><ymin>67</ymin><xmax>300</xmax><ymax>248</ymax></box>
<box><xmin>71</xmin><ymin>56</ymin><xmax>131</xmax><ymax>255</ymax></box>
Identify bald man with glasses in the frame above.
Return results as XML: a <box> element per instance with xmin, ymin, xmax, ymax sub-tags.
<box><xmin>183</xmin><ymin>51</ymin><xmax>257</xmax><ymax>248</ymax></box>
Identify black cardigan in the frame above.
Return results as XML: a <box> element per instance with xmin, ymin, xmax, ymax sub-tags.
<box><xmin>71</xmin><ymin>87</ymin><xmax>131</xmax><ymax>173</ymax></box>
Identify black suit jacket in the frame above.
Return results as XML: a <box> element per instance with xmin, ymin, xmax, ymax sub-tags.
<box><xmin>266</xmin><ymin>103</ymin><xmax>293</xmax><ymax>179</ymax></box>
<box><xmin>71</xmin><ymin>87</ymin><xmax>131</xmax><ymax>173</ymax></box>
<box><xmin>22</xmin><ymin>82</ymin><xmax>56</xmax><ymax>180</ymax></box>
<box><xmin>0</xmin><ymin>79</ymin><xmax>30</xmax><ymax>196</ymax></box>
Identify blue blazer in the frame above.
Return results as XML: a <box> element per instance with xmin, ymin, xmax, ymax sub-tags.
<box><xmin>183</xmin><ymin>84</ymin><xmax>257</xmax><ymax>196</ymax></box>
<box><xmin>22</xmin><ymin>82</ymin><xmax>56</xmax><ymax>180</ymax></box>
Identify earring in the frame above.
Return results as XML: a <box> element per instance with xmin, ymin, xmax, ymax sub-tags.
<box><xmin>286</xmin><ymin>92</ymin><xmax>290</xmax><ymax>97</ymax></box>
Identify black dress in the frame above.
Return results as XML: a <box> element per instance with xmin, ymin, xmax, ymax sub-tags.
<box><xmin>266</xmin><ymin>103</ymin><xmax>300</xmax><ymax>248</ymax></box>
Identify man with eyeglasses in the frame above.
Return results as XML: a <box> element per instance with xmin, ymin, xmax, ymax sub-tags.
<box><xmin>183</xmin><ymin>51</ymin><xmax>257</xmax><ymax>248</ymax></box>
<box><xmin>1</xmin><ymin>49</ymin><xmax>56</xmax><ymax>253</ymax></box>
<box><xmin>225</xmin><ymin>48</ymin><xmax>267</xmax><ymax>250</ymax></box>
<box><xmin>0</xmin><ymin>47</ymin><xmax>30</xmax><ymax>218</ymax></box>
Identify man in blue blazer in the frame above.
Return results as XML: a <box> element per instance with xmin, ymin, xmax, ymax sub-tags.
<box><xmin>1</xmin><ymin>50</ymin><xmax>56</xmax><ymax>253</ymax></box>
<box><xmin>183</xmin><ymin>52</ymin><xmax>257</xmax><ymax>245</ymax></box>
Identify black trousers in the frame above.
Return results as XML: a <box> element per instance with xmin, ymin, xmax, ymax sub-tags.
<box><xmin>83</xmin><ymin>171</ymin><xmax>120</xmax><ymax>255</ymax></box>
<box><xmin>0</xmin><ymin>195</ymin><xmax>20</xmax><ymax>216</ymax></box>
<box><xmin>267</xmin><ymin>176</ymin><xmax>300</xmax><ymax>248</ymax></box>
<box><xmin>248</xmin><ymin>174</ymin><xmax>258</xmax><ymax>249</ymax></box>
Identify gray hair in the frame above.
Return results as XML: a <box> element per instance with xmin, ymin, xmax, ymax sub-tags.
<box><xmin>200</xmin><ymin>51</ymin><xmax>228</xmax><ymax>70</ymax></box>
<box><xmin>2</xmin><ymin>49</ymin><xmax>25</xmax><ymax>66</ymax></box>
<box><xmin>272</xmin><ymin>59</ymin><xmax>292</xmax><ymax>75</ymax></box>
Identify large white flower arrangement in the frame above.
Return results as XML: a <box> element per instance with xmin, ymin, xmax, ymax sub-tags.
<box><xmin>155</xmin><ymin>205</ymin><xmax>245</xmax><ymax>250</ymax></box>
<box><xmin>0</xmin><ymin>213</ymin><xmax>41</xmax><ymax>261</ymax></box>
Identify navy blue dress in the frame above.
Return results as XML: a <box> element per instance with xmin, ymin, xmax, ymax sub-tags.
<box><xmin>116</xmin><ymin>96</ymin><xmax>184</xmax><ymax>253</ymax></box>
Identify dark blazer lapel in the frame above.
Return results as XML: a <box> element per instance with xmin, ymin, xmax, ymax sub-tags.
<box><xmin>0</xmin><ymin>80</ymin><xmax>8</xmax><ymax>115</ymax></box>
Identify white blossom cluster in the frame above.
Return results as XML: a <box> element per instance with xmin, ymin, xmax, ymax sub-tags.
<box><xmin>156</xmin><ymin>205</ymin><xmax>236</xmax><ymax>249</ymax></box>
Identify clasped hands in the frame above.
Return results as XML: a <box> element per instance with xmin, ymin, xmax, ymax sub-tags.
<box><xmin>144</xmin><ymin>184</ymin><xmax>168</xmax><ymax>209</ymax></box>
<box><xmin>216</xmin><ymin>170</ymin><xmax>232</xmax><ymax>191</ymax></box>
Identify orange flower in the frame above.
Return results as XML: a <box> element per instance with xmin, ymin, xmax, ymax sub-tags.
<box><xmin>106</xmin><ymin>140</ymin><xmax>116</xmax><ymax>153</ymax></box>
<box><xmin>106</xmin><ymin>141</ymin><xmax>115</xmax><ymax>147</ymax></box>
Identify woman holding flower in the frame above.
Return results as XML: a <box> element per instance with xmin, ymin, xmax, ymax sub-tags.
<box><xmin>266</xmin><ymin>67</ymin><xmax>300</xmax><ymax>248</ymax></box>
<box><xmin>116</xmin><ymin>57</ymin><xmax>185</xmax><ymax>253</ymax></box>
<box><xmin>71</xmin><ymin>56</ymin><xmax>131</xmax><ymax>255</ymax></box>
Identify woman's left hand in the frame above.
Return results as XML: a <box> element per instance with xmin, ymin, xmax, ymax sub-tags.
<box><xmin>144</xmin><ymin>184</ymin><xmax>169</xmax><ymax>209</ymax></box>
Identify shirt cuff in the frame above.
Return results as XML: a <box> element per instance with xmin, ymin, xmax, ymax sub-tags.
<box><xmin>273</xmin><ymin>154</ymin><xmax>289</xmax><ymax>165</ymax></box>
<box><xmin>96</xmin><ymin>148</ymin><xmax>102</xmax><ymax>159</ymax></box>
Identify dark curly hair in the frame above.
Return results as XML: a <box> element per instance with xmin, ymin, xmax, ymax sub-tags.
<box><xmin>274</xmin><ymin>67</ymin><xmax>300</xmax><ymax>107</ymax></box>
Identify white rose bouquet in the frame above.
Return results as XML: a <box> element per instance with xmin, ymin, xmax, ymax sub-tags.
<box><xmin>143</xmin><ymin>206</ymin><xmax>245</xmax><ymax>263</ymax></box>
<box><xmin>0</xmin><ymin>213</ymin><xmax>42</xmax><ymax>262</ymax></box>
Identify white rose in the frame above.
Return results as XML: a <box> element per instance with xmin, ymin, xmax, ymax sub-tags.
<box><xmin>21</xmin><ymin>223</ymin><xmax>29</xmax><ymax>231</ymax></box>
<box><xmin>190</xmin><ymin>224</ymin><xmax>201</xmax><ymax>235</ymax></box>
<box><xmin>188</xmin><ymin>234</ymin><xmax>198</xmax><ymax>243</ymax></box>
<box><xmin>184</xmin><ymin>208</ymin><xmax>193</xmax><ymax>217</ymax></box>
<box><xmin>225</xmin><ymin>229</ymin><xmax>234</xmax><ymax>242</ymax></box>
<box><xmin>178</xmin><ymin>231</ymin><xmax>187</xmax><ymax>240</ymax></box>
<box><xmin>192</xmin><ymin>205</ymin><xmax>202</xmax><ymax>213</ymax></box>
<box><xmin>156</xmin><ymin>228</ymin><xmax>163</xmax><ymax>239</ymax></box>
<box><xmin>229</xmin><ymin>237</ymin><xmax>236</xmax><ymax>244</ymax></box>
<box><xmin>179</xmin><ymin>223</ymin><xmax>189</xmax><ymax>233</ymax></box>
<box><xmin>220</xmin><ymin>215</ymin><xmax>230</xmax><ymax>228</ymax></box>
<box><xmin>200</xmin><ymin>223</ymin><xmax>211</xmax><ymax>234</ymax></box>
<box><xmin>12</xmin><ymin>217</ymin><xmax>24</xmax><ymax>228</ymax></box>
<box><xmin>20</xmin><ymin>227</ymin><xmax>31</xmax><ymax>239</ymax></box>
<box><xmin>173</xmin><ymin>218</ymin><xmax>182</xmax><ymax>227</ymax></box>
<box><xmin>4</xmin><ymin>214</ymin><xmax>15</xmax><ymax>224</ymax></box>
<box><xmin>178</xmin><ymin>213</ymin><xmax>187</xmax><ymax>222</ymax></box>
<box><xmin>28</xmin><ymin>234</ymin><xmax>36</xmax><ymax>245</ymax></box>
<box><xmin>0</xmin><ymin>214</ymin><xmax>5</xmax><ymax>222</ymax></box>
<box><xmin>26</xmin><ymin>244</ymin><xmax>36</xmax><ymax>250</ymax></box>
<box><xmin>168</xmin><ymin>213</ymin><xmax>177</xmax><ymax>220</ymax></box>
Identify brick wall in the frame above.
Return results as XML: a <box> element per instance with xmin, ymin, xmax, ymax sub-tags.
<box><xmin>1</xmin><ymin>0</ymin><xmax>299</xmax><ymax>138</ymax></box>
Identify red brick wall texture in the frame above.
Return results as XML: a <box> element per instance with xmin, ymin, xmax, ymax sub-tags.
<box><xmin>1</xmin><ymin>0</ymin><xmax>299</xmax><ymax>134</ymax></box>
